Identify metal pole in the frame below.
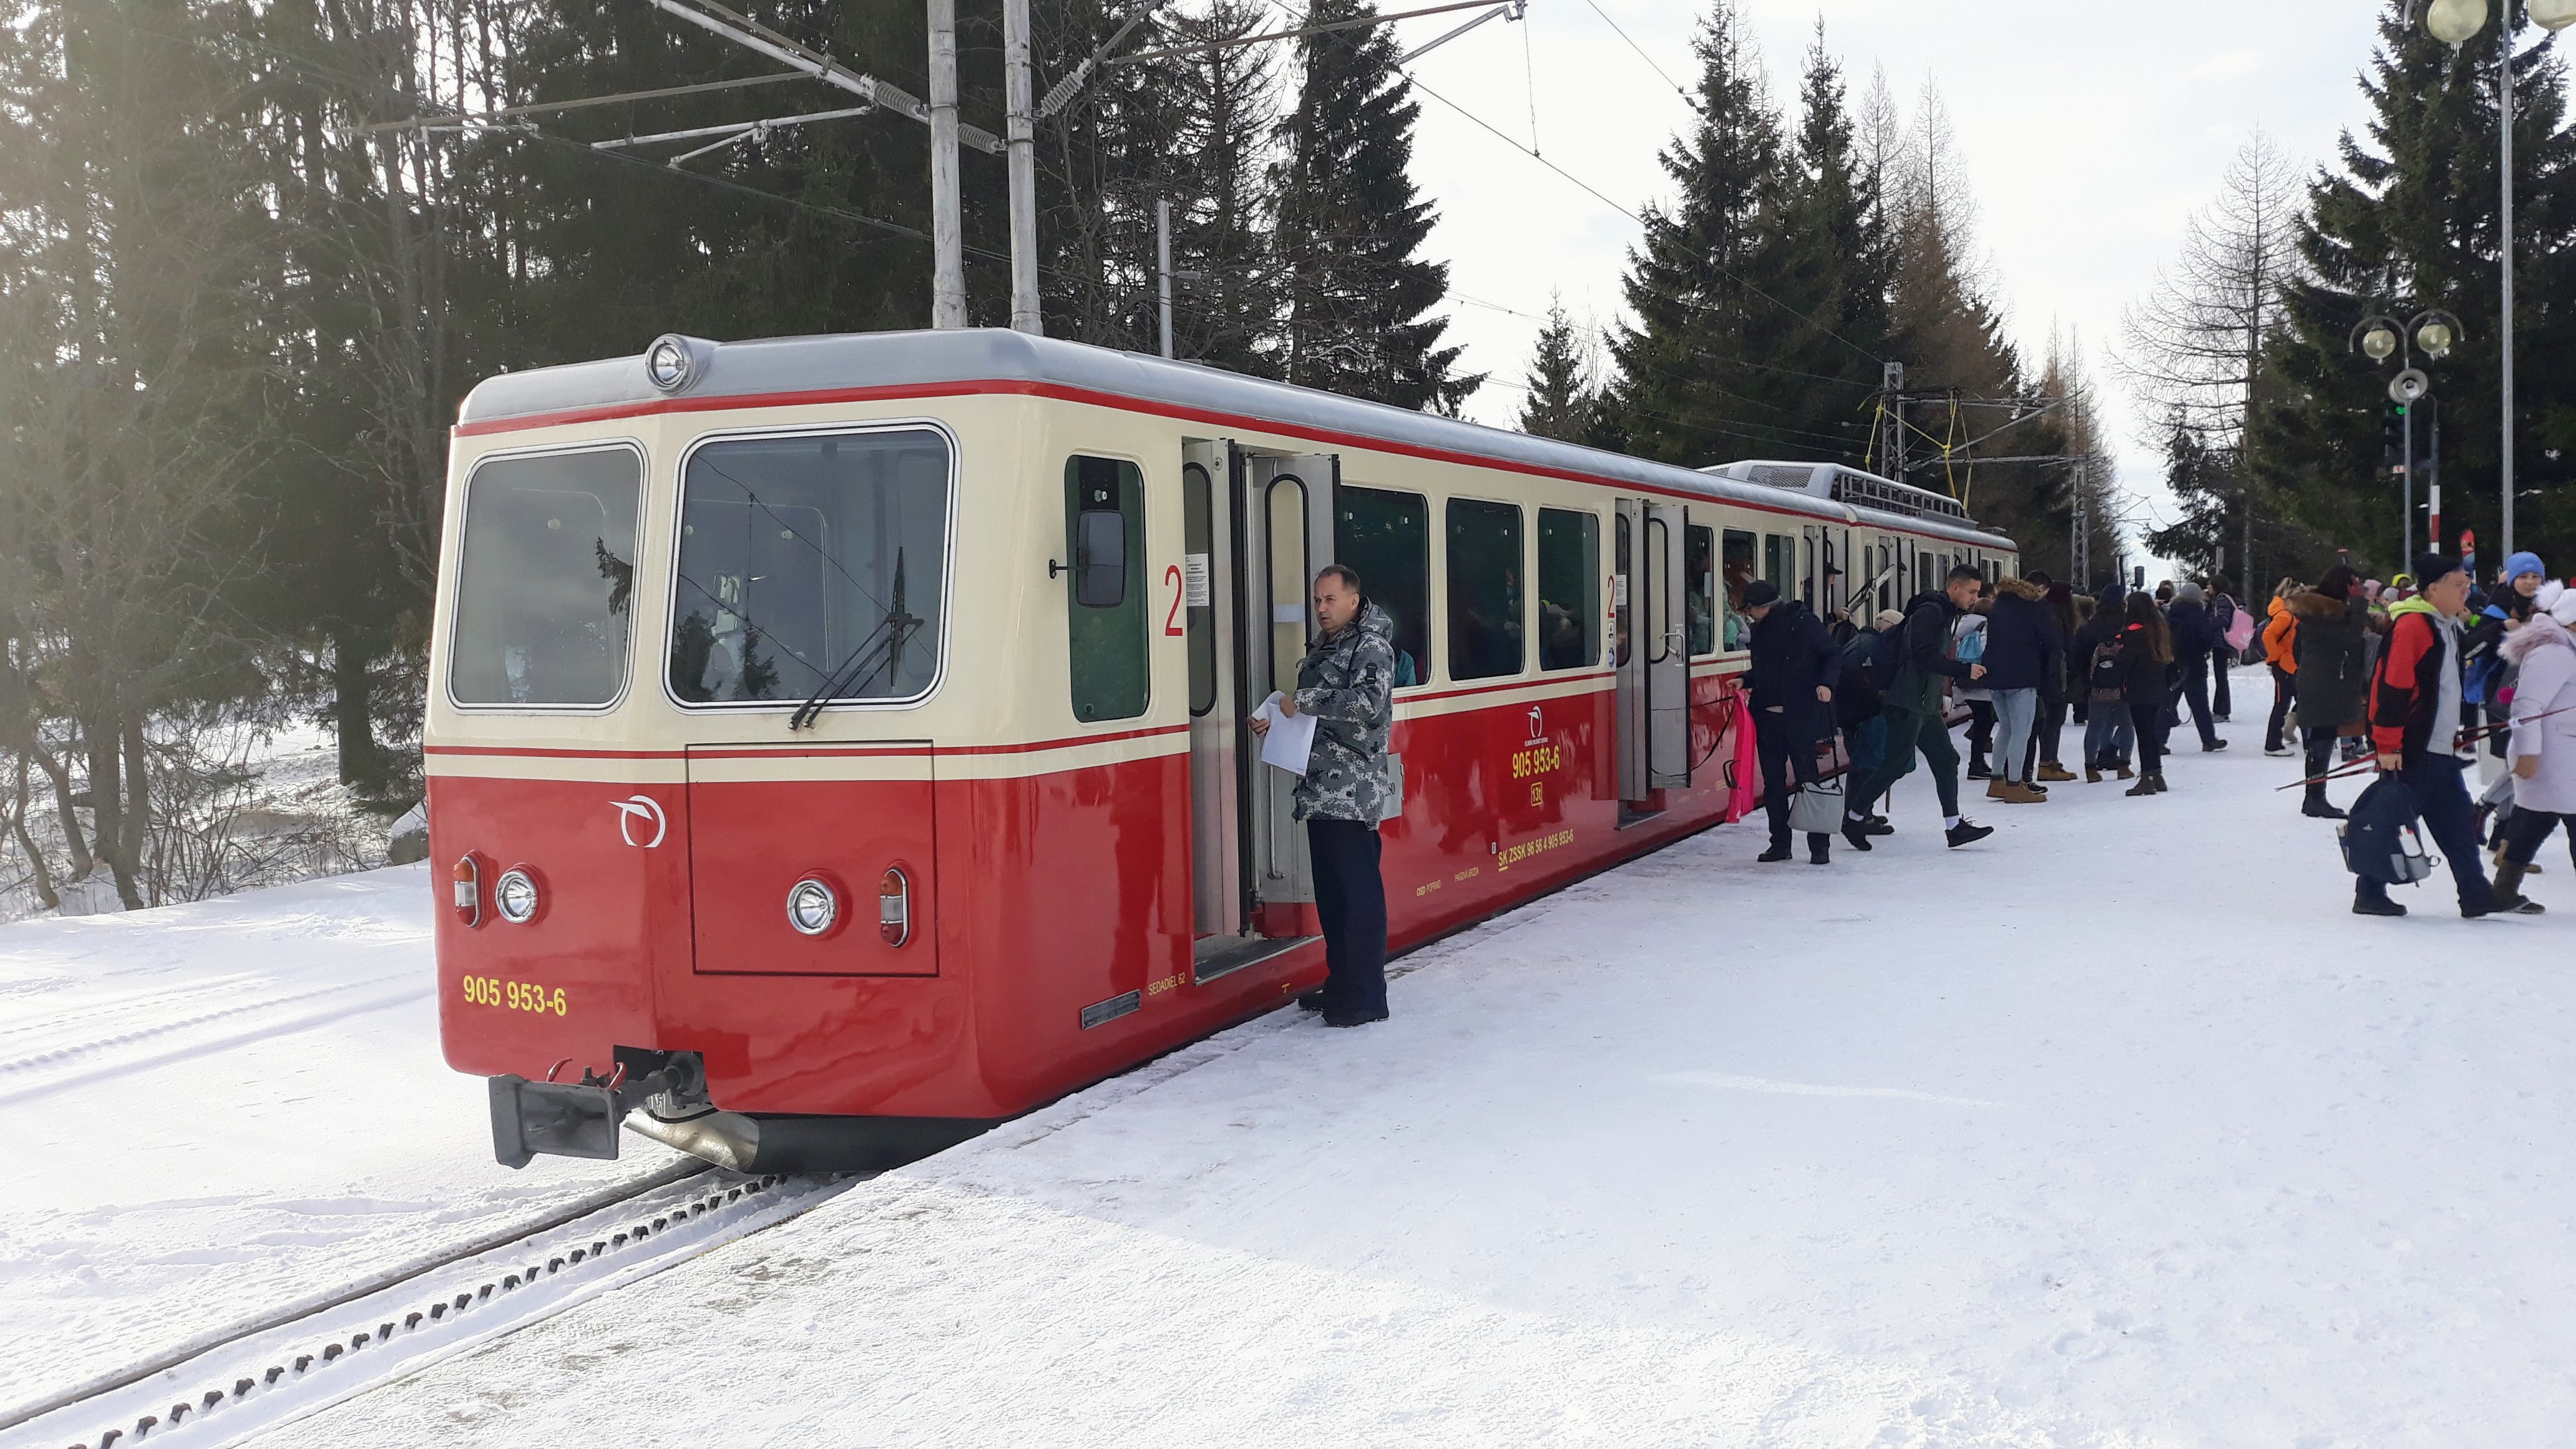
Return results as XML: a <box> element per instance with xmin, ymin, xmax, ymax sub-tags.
<box><xmin>927</xmin><ymin>0</ymin><xmax>967</xmax><ymax>329</ymax></box>
<box><xmin>2403</xmin><ymin>399</ymin><xmax>2415</xmax><ymax>567</ymax></box>
<box><xmin>2500</xmin><ymin>14</ymin><xmax>2517</xmax><ymax>560</ymax></box>
<box><xmin>2428</xmin><ymin>393</ymin><xmax>2444</xmax><ymax>547</ymax></box>
<box><xmin>1003</xmin><ymin>0</ymin><xmax>1042</xmax><ymax>334</ymax></box>
<box><xmin>1156</xmin><ymin>197</ymin><xmax>1174</xmax><ymax>359</ymax></box>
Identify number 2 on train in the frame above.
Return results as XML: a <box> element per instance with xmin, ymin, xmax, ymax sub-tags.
<box><xmin>1164</xmin><ymin>564</ymin><xmax>1186</xmax><ymax>636</ymax></box>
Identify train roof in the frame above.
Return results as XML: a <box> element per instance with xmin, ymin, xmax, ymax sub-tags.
<box><xmin>457</xmin><ymin>328</ymin><xmax>2017</xmax><ymax>551</ymax></box>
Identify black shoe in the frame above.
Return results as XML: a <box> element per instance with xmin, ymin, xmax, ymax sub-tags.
<box><xmin>2215</xmin><ymin>714</ymin><xmax>2232</xmax><ymax>723</ymax></box>
<box><xmin>2126</xmin><ymin>776</ymin><xmax>2155</xmax><ymax>798</ymax></box>
<box><xmin>2353</xmin><ymin>895</ymin><xmax>2407</xmax><ymax>917</ymax></box>
<box><xmin>1841</xmin><ymin>817</ymin><xmax>1875</xmax><ymax>852</ymax></box>
<box><xmin>1297</xmin><ymin>991</ymin><xmax>1329</xmax><ymax>1012</ymax></box>
<box><xmin>1808</xmin><ymin>846</ymin><xmax>1832</xmax><ymax>866</ymax></box>
<box><xmin>1868</xmin><ymin>814</ymin><xmax>1890</xmax><ymax>831</ymax></box>
<box><xmin>2149</xmin><ymin>773</ymin><xmax>2169</xmax><ymax>793</ymax></box>
<box><xmin>2302</xmin><ymin>796</ymin><xmax>2348</xmax><ymax>821</ymax></box>
<box><xmin>1322</xmin><ymin>1007</ymin><xmax>1389</xmax><ymax>1027</ymax></box>
<box><xmin>1945</xmin><ymin>819</ymin><xmax>1994</xmax><ymax>848</ymax></box>
<box><xmin>1757</xmin><ymin>844</ymin><xmax>1793</xmax><ymax>863</ymax></box>
<box><xmin>2202</xmin><ymin>738</ymin><xmax>2228</xmax><ymax>752</ymax></box>
<box><xmin>1966</xmin><ymin>761</ymin><xmax>1991</xmax><ymax>780</ymax></box>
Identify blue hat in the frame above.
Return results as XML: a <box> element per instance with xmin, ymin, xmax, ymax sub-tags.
<box><xmin>2506</xmin><ymin>550</ymin><xmax>2547</xmax><ymax>582</ymax></box>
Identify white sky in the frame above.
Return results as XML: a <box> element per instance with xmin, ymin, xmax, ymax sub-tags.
<box><xmin>1397</xmin><ymin>0</ymin><xmax>2388</xmax><ymax>552</ymax></box>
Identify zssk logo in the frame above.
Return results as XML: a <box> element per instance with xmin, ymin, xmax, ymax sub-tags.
<box><xmin>610</xmin><ymin>794</ymin><xmax>667</xmax><ymax>848</ymax></box>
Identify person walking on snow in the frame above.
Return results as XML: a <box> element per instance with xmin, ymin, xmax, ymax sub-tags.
<box><xmin>1979</xmin><ymin>575</ymin><xmax>2061</xmax><ymax>804</ymax></box>
<box><xmin>2353</xmin><ymin>555</ymin><xmax>2525</xmax><ymax>919</ymax></box>
<box><xmin>2074</xmin><ymin>587</ymin><xmax>2135</xmax><ymax>781</ymax></box>
<box><xmin>2263</xmin><ymin>578</ymin><xmax>2302</xmax><ymax>756</ymax></box>
<box><xmin>2289</xmin><ymin>566</ymin><xmax>2371</xmax><ymax>819</ymax></box>
<box><xmin>2491</xmin><ymin>581</ymin><xmax>2576</xmax><ymax>910</ymax></box>
<box><xmin>1743</xmin><ymin>580</ymin><xmax>1842</xmax><ymax>865</ymax></box>
<box><xmin>2117</xmin><ymin>591</ymin><xmax>2177</xmax><ymax>796</ymax></box>
<box><xmin>1251</xmin><ymin>564</ymin><xmax>1397</xmax><ymax>1025</ymax></box>
<box><xmin>1842</xmin><ymin>564</ymin><xmax>1996</xmax><ymax>851</ymax></box>
<box><xmin>2208</xmin><ymin>576</ymin><xmax>2242</xmax><ymax>721</ymax></box>
<box><xmin>1954</xmin><ymin>590</ymin><xmax>1997</xmax><ymax>779</ymax></box>
<box><xmin>2167</xmin><ymin>582</ymin><xmax>2228</xmax><ymax>753</ymax></box>
<box><xmin>1837</xmin><ymin>608</ymin><xmax>1903</xmax><ymax>801</ymax></box>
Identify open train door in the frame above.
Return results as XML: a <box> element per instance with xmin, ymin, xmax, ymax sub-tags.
<box><xmin>1180</xmin><ymin>441</ymin><xmax>1332</xmax><ymax>983</ymax></box>
<box><xmin>1613</xmin><ymin>499</ymin><xmax>1692</xmax><ymax>811</ymax></box>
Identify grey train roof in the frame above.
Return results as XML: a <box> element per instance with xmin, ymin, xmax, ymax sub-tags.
<box><xmin>459</xmin><ymin>328</ymin><xmax>2017</xmax><ymax>552</ymax></box>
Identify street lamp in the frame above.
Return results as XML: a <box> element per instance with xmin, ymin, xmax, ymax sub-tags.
<box><xmin>2351</xmin><ymin>307</ymin><xmax>2466</xmax><ymax>564</ymax></box>
<box><xmin>2410</xmin><ymin>0</ymin><xmax>2576</xmax><ymax>561</ymax></box>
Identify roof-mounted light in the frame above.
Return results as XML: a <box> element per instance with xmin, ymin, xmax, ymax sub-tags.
<box><xmin>645</xmin><ymin>334</ymin><xmax>699</xmax><ymax>394</ymax></box>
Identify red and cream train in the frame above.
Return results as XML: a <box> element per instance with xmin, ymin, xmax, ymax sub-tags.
<box><xmin>427</xmin><ymin>329</ymin><xmax>2019</xmax><ymax>1170</ymax></box>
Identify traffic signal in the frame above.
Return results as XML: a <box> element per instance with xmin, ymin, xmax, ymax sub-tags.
<box><xmin>2382</xmin><ymin>401</ymin><xmax>2409</xmax><ymax>479</ymax></box>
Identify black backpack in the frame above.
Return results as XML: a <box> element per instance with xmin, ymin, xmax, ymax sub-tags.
<box><xmin>2338</xmin><ymin>776</ymin><xmax>2436</xmax><ymax>886</ymax></box>
<box><xmin>2087</xmin><ymin>640</ymin><xmax>2124</xmax><ymax>701</ymax></box>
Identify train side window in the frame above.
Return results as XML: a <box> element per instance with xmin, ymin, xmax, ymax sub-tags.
<box><xmin>1447</xmin><ymin>498</ymin><xmax>1524</xmax><ymax>681</ymax></box>
<box><xmin>1335</xmin><ymin>484</ymin><xmax>1428</xmax><ymax>688</ymax></box>
<box><xmin>668</xmin><ymin>429</ymin><xmax>949</xmax><ymax>709</ymax></box>
<box><xmin>1720</xmin><ymin>529</ymin><xmax>1755</xmax><ymax>651</ymax></box>
<box><xmin>451</xmin><ymin>445</ymin><xmax>643</xmax><ymax>708</ymax></box>
<box><xmin>1763</xmin><ymin>533</ymin><xmax>1792</xmax><ymax>594</ymax></box>
<box><xmin>1614</xmin><ymin>512</ymin><xmax>1632</xmax><ymax>667</ymax></box>
<box><xmin>1065</xmin><ymin>455</ymin><xmax>1148</xmax><ymax>722</ymax></box>
<box><xmin>1183</xmin><ymin>462</ymin><xmax>1216</xmax><ymax>716</ymax></box>
<box><xmin>1536</xmin><ymin>507</ymin><xmax>1599</xmax><ymax>671</ymax></box>
<box><xmin>1684</xmin><ymin>524</ymin><xmax>1715</xmax><ymax>656</ymax></box>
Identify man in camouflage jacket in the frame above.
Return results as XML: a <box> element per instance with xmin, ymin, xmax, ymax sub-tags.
<box><xmin>1254</xmin><ymin>565</ymin><xmax>1395</xmax><ymax>1027</ymax></box>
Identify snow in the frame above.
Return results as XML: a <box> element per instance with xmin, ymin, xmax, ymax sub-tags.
<box><xmin>16</xmin><ymin>666</ymin><xmax>2576</xmax><ymax>1447</ymax></box>
<box><xmin>0</xmin><ymin>865</ymin><xmax>683</xmax><ymax>1428</ymax></box>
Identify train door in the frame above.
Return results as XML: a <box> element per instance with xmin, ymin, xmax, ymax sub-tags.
<box><xmin>1612</xmin><ymin>498</ymin><xmax>1690</xmax><ymax>809</ymax></box>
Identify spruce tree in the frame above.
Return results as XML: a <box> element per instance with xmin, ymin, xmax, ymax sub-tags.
<box><xmin>1766</xmin><ymin>21</ymin><xmax>1893</xmax><ymax>466</ymax></box>
<box><xmin>1608</xmin><ymin>0</ymin><xmax>1795</xmax><ymax>465</ymax></box>
<box><xmin>1274</xmin><ymin>0</ymin><xmax>1473</xmax><ymax>412</ymax></box>
<box><xmin>1516</xmin><ymin>297</ymin><xmax>1596</xmax><ymax>441</ymax></box>
<box><xmin>2257</xmin><ymin>0</ymin><xmax>2576</xmax><ymax>577</ymax></box>
<box><xmin>1164</xmin><ymin>0</ymin><xmax>1286</xmax><ymax>375</ymax></box>
<box><xmin>2145</xmin><ymin>410</ymin><xmax>2237</xmax><ymax>577</ymax></box>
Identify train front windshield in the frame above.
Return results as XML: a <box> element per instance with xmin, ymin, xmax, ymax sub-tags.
<box><xmin>448</xmin><ymin>447</ymin><xmax>643</xmax><ymax>706</ymax></box>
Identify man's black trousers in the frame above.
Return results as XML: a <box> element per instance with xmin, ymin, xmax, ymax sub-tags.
<box><xmin>1755</xmin><ymin>708</ymin><xmax>1827</xmax><ymax>852</ymax></box>
<box><xmin>1307</xmin><ymin>818</ymin><xmax>1388</xmax><ymax>1017</ymax></box>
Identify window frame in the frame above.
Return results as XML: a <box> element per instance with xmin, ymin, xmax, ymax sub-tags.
<box><xmin>445</xmin><ymin>436</ymin><xmax>649</xmax><ymax>716</ymax></box>
<box><xmin>1534</xmin><ymin>505</ymin><xmax>1601</xmax><ymax>673</ymax></box>
<box><xmin>1685</xmin><ymin>522</ymin><xmax>1719</xmax><ymax>659</ymax></box>
<box><xmin>1444</xmin><ymin>494</ymin><xmax>1528</xmax><ymax>683</ymax></box>
<box><xmin>659</xmin><ymin>418</ymin><xmax>962</xmax><ymax>716</ymax></box>
<box><xmin>1334</xmin><ymin>482</ymin><xmax>1433</xmax><ymax>693</ymax></box>
<box><xmin>1066</xmin><ymin>451</ymin><xmax>1152</xmax><ymax>724</ymax></box>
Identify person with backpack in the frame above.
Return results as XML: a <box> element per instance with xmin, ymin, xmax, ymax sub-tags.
<box><xmin>1954</xmin><ymin>589</ymin><xmax>1996</xmax><ymax>779</ymax></box>
<box><xmin>2166</xmin><ymin>582</ymin><xmax>2228</xmax><ymax>753</ymax></box>
<box><xmin>2288</xmin><ymin>566</ymin><xmax>2371</xmax><ymax>819</ymax></box>
<box><xmin>1979</xmin><ymin>575</ymin><xmax>2061</xmax><ymax>804</ymax></box>
<box><xmin>2029</xmin><ymin>583</ymin><xmax>2084</xmax><ymax>783</ymax></box>
<box><xmin>2116</xmin><ymin>591</ymin><xmax>2177</xmax><ymax>796</ymax></box>
<box><xmin>1742</xmin><ymin>580</ymin><xmax>1842</xmax><ymax>866</ymax></box>
<box><xmin>2263</xmin><ymin>577</ymin><xmax>2302</xmax><ymax>756</ymax></box>
<box><xmin>2352</xmin><ymin>555</ymin><xmax>2520</xmax><ymax>919</ymax></box>
<box><xmin>2208</xmin><ymin>575</ymin><xmax>2244</xmax><ymax>721</ymax></box>
<box><xmin>2074</xmin><ymin>588</ymin><xmax>2135</xmax><ymax>782</ymax></box>
<box><xmin>1838</xmin><ymin>608</ymin><xmax>1903</xmax><ymax>793</ymax></box>
<box><xmin>1841</xmin><ymin>564</ymin><xmax>1996</xmax><ymax>851</ymax></box>
<box><xmin>2493</xmin><ymin>580</ymin><xmax>2576</xmax><ymax>910</ymax></box>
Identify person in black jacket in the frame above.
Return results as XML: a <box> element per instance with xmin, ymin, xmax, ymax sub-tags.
<box><xmin>1842</xmin><ymin>566</ymin><xmax>1996</xmax><ymax>851</ymax></box>
<box><xmin>2167</xmin><ymin>582</ymin><xmax>2227</xmax><ymax>752</ymax></box>
<box><xmin>1744</xmin><ymin>581</ymin><xmax>1843</xmax><ymax>864</ymax></box>
<box><xmin>2118</xmin><ymin>590</ymin><xmax>2176</xmax><ymax>796</ymax></box>
<box><xmin>2073</xmin><ymin>589</ymin><xmax>2134</xmax><ymax>780</ymax></box>
<box><xmin>1978</xmin><ymin>576</ymin><xmax>2062</xmax><ymax>804</ymax></box>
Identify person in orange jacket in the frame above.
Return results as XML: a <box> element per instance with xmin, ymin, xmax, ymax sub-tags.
<box><xmin>2262</xmin><ymin>578</ymin><xmax>2301</xmax><ymax>756</ymax></box>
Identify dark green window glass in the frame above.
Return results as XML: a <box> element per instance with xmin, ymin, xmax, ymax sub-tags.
<box><xmin>1447</xmin><ymin>498</ymin><xmax>1524</xmax><ymax>681</ymax></box>
<box><xmin>1334</xmin><ymin>484</ymin><xmax>1428</xmax><ymax>688</ymax></box>
<box><xmin>1685</xmin><ymin>524</ymin><xmax>1715</xmax><ymax>656</ymax></box>
<box><xmin>1763</xmin><ymin>533</ymin><xmax>1793</xmax><ymax>594</ymax></box>
<box><xmin>1066</xmin><ymin>456</ymin><xmax>1147</xmax><ymax>722</ymax></box>
<box><xmin>1536</xmin><ymin>508</ymin><xmax>1599</xmax><ymax>671</ymax></box>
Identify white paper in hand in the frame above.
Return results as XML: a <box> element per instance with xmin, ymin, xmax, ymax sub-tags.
<box><xmin>1256</xmin><ymin>691</ymin><xmax>1319</xmax><ymax>776</ymax></box>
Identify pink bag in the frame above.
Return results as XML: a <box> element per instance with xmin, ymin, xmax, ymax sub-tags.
<box><xmin>1725</xmin><ymin>697</ymin><xmax>1759</xmax><ymax>822</ymax></box>
<box><xmin>2222</xmin><ymin>603</ymin><xmax>2256</xmax><ymax>653</ymax></box>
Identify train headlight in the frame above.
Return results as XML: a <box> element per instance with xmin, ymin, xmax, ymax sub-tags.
<box><xmin>494</xmin><ymin>868</ymin><xmax>541</xmax><ymax>925</ymax></box>
<box><xmin>879</xmin><ymin>867</ymin><xmax>911</xmax><ymax>947</ymax></box>
<box><xmin>645</xmin><ymin>334</ymin><xmax>697</xmax><ymax>393</ymax></box>
<box><xmin>787</xmin><ymin>878</ymin><xmax>839</xmax><ymax>937</ymax></box>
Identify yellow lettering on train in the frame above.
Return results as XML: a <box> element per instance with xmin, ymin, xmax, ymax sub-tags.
<box><xmin>1492</xmin><ymin>829</ymin><xmax>1576</xmax><ymax>874</ymax></box>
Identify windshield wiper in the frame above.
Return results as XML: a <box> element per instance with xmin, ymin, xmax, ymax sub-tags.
<box><xmin>789</xmin><ymin>549</ymin><xmax>923</xmax><ymax>730</ymax></box>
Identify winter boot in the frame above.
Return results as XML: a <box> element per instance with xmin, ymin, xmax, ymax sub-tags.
<box><xmin>1998</xmin><ymin>780</ymin><xmax>2045</xmax><ymax>804</ymax></box>
<box><xmin>2115</xmin><ymin>764</ymin><xmax>2136</xmax><ymax>780</ymax></box>
<box><xmin>2302</xmin><ymin>788</ymin><xmax>2347</xmax><ymax>821</ymax></box>
<box><xmin>1966</xmin><ymin>756</ymin><xmax>1991</xmax><ymax>781</ymax></box>
<box><xmin>1945</xmin><ymin>818</ymin><xmax>1995</xmax><ymax>847</ymax></box>
<box><xmin>2126</xmin><ymin>774</ymin><xmax>2157</xmax><ymax>797</ymax></box>
<box><xmin>2085</xmin><ymin>764</ymin><xmax>2104</xmax><ymax>784</ymax></box>
<box><xmin>1808</xmin><ymin>837</ymin><xmax>1832</xmax><ymax>866</ymax></box>
<box><xmin>1298</xmin><ymin>992</ymin><xmax>1329</xmax><ymax>1012</ymax></box>
<box><xmin>2149</xmin><ymin>773</ymin><xmax>2169</xmax><ymax>793</ymax></box>
<box><xmin>2492</xmin><ymin>861</ymin><xmax>2545</xmax><ymax>914</ymax></box>
<box><xmin>2037</xmin><ymin>762</ymin><xmax>2077</xmax><ymax>783</ymax></box>
<box><xmin>1986</xmin><ymin>776</ymin><xmax>2008</xmax><ymax>799</ymax></box>
<box><xmin>2202</xmin><ymin>738</ymin><xmax>2229</xmax><ymax>752</ymax></box>
<box><xmin>1840</xmin><ymin>816</ymin><xmax>1875</xmax><ymax>853</ymax></box>
<box><xmin>2352</xmin><ymin>893</ymin><xmax>2408</xmax><ymax>918</ymax></box>
<box><xmin>1757</xmin><ymin>842</ymin><xmax>1794</xmax><ymax>863</ymax></box>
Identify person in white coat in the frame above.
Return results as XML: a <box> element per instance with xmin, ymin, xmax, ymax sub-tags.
<box><xmin>2493</xmin><ymin>582</ymin><xmax>2576</xmax><ymax>910</ymax></box>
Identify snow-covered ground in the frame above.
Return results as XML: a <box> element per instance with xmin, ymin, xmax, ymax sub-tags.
<box><xmin>16</xmin><ymin>667</ymin><xmax>2576</xmax><ymax>1447</ymax></box>
<box><xmin>0</xmin><ymin>865</ymin><xmax>683</xmax><ymax>1428</ymax></box>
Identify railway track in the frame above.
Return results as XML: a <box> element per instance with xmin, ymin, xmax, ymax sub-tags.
<box><xmin>4</xmin><ymin>1162</ymin><xmax>854</xmax><ymax>1449</ymax></box>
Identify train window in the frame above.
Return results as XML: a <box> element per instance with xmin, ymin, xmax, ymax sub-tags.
<box><xmin>1536</xmin><ymin>508</ymin><xmax>1599</xmax><ymax>671</ymax></box>
<box><xmin>1066</xmin><ymin>456</ymin><xmax>1149</xmax><ymax>722</ymax></box>
<box><xmin>1763</xmin><ymin>534</ymin><xmax>1792</xmax><ymax>595</ymax></box>
<box><xmin>1335</xmin><ymin>485</ymin><xmax>1428</xmax><ymax>688</ymax></box>
<box><xmin>1446</xmin><ymin>498</ymin><xmax>1523</xmax><ymax>681</ymax></box>
<box><xmin>1685</xmin><ymin>524</ymin><xmax>1715</xmax><ymax>656</ymax></box>
<box><xmin>450</xmin><ymin>445</ymin><xmax>643</xmax><ymax>707</ymax></box>
<box><xmin>1184</xmin><ymin>462</ymin><xmax>1216</xmax><ymax>716</ymax></box>
<box><xmin>1720</xmin><ymin>529</ymin><xmax>1755</xmax><ymax>651</ymax></box>
<box><xmin>669</xmin><ymin>428</ymin><xmax>950</xmax><ymax>709</ymax></box>
<box><xmin>1613</xmin><ymin>512</ymin><xmax>1631</xmax><ymax>667</ymax></box>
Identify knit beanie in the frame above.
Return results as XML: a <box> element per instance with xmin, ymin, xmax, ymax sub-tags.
<box><xmin>2505</xmin><ymin>550</ymin><xmax>2547</xmax><ymax>583</ymax></box>
<box><xmin>2414</xmin><ymin>554</ymin><xmax>2466</xmax><ymax>590</ymax></box>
